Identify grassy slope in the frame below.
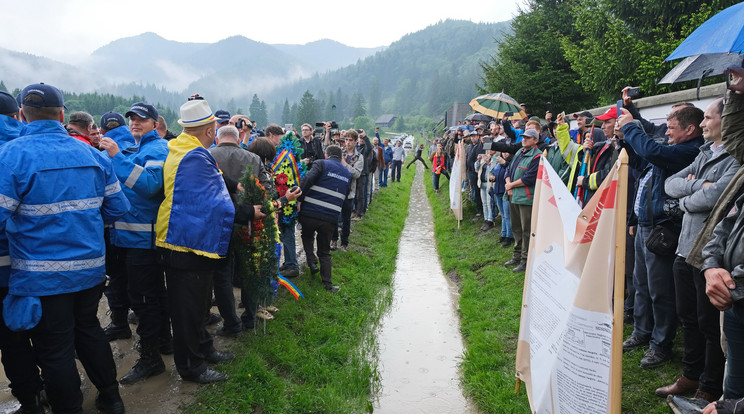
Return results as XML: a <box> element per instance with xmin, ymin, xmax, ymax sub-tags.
<box><xmin>424</xmin><ymin>176</ymin><xmax>683</xmax><ymax>413</ymax></box>
<box><xmin>188</xmin><ymin>163</ymin><xmax>414</xmax><ymax>414</ymax></box>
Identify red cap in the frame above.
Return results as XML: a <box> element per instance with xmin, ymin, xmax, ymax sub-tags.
<box><xmin>595</xmin><ymin>107</ymin><xmax>618</xmax><ymax>120</ymax></box>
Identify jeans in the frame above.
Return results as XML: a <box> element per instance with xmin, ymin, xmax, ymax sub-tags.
<box><xmin>724</xmin><ymin>303</ymin><xmax>744</xmax><ymax>399</ymax></box>
<box><xmin>631</xmin><ymin>224</ymin><xmax>677</xmax><ymax>353</ymax></box>
<box><xmin>279</xmin><ymin>223</ymin><xmax>298</xmax><ymax>269</ymax></box>
<box><xmin>480</xmin><ymin>186</ymin><xmax>493</xmax><ymax>222</ymax></box>
<box><xmin>673</xmin><ymin>256</ymin><xmax>724</xmax><ymax>395</ymax></box>
<box><xmin>380</xmin><ymin>167</ymin><xmax>388</xmax><ymax>187</ymax></box>
<box><xmin>31</xmin><ymin>283</ymin><xmax>117</xmax><ymax>414</ymax></box>
<box><xmin>391</xmin><ymin>160</ymin><xmax>402</xmax><ymax>182</ymax></box>
<box><xmin>494</xmin><ymin>195</ymin><xmax>512</xmax><ymax>238</ymax></box>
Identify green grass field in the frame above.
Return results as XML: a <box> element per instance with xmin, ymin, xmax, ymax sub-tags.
<box><xmin>188</xmin><ymin>163</ymin><xmax>414</xmax><ymax>413</ymax></box>
<box><xmin>424</xmin><ymin>175</ymin><xmax>684</xmax><ymax>414</ymax></box>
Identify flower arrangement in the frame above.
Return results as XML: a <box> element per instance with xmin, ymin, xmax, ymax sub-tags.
<box><xmin>270</xmin><ymin>132</ymin><xmax>307</xmax><ymax>228</ymax></box>
<box><xmin>233</xmin><ymin>172</ymin><xmax>279</xmax><ymax>304</ymax></box>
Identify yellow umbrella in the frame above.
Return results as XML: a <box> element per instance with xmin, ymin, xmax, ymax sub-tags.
<box><xmin>469</xmin><ymin>93</ymin><xmax>527</xmax><ymax>120</ymax></box>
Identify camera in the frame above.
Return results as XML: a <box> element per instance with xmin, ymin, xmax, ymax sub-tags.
<box><xmin>316</xmin><ymin>121</ymin><xmax>339</xmax><ymax>129</ymax></box>
<box><xmin>627</xmin><ymin>87</ymin><xmax>640</xmax><ymax>98</ymax></box>
<box><xmin>504</xmin><ymin>111</ymin><xmax>514</xmax><ymax>118</ymax></box>
<box><xmin>546</xmin><ymin>102</ymin><xmax>553</xmax><ymax>113</ymax></box>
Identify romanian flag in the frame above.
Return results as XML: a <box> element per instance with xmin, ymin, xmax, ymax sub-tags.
<box><xmin>277</xmin><ymin>274</ymin><xmax>304</xmax><ymax>300</ymax></box>
<box><xmin>271</xmin><ymin>150</ymin><xmax>301</xmax><ymax>184</ymax></box>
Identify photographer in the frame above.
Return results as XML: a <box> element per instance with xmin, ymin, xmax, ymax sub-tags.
<box><xmin>299</xmin><ymin>123</ymin><xmax>324</xmax><ymax>168</ymax></box>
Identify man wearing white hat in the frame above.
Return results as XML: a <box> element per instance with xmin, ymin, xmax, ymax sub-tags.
<box><xmin>156</xmin><ymin>95</ymin><xmax>265</xmax><ymax>384</ymax></box>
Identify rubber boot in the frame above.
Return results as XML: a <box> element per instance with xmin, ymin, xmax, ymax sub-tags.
<box><xmin>14</xmin><ymin>393</ymin><xmax>45</xmax><ymax>414</ymax></box>
<box><xmin>103</xmin><ymin>310</ymin><xmax>131</xmax><ymax>341</ymax></box>
<box><xmin>94</xmin><ymin>384</ymin><xmax>125</xmax><ymax>414</ymax></box>
<box><xmin>119</xmin><ymin>338</ymin><xmax>165</xmax><ymax>385</ymax></box>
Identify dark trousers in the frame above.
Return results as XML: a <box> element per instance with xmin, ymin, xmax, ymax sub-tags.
<box><xmin>104</xmin><ymin>241</ymin><xmax>129</xmax><ymax>314</ymax></box>
<box><xmin>213</xmin><ymin>250</ymin><xmax>241</xmax><ymax>331</ymax></box>
<box><xmin>332</xmin><ymin>198</ymin><xmax>354</xmax><ymax>247</ymax></box>
<box><xmin>406</xmin><ymin>156</ymin><xmax>429</xmax><ymax>169</ymax></box>
<box><xmin>391</xmin><ymin>160</ymin><xmax>402</xmax><ymax>182</ymax></box>
<box><xmin>0</xmin><ymin>288</ymin><xmax>43</xmax><ymax>404</ymax></box>
<box><xmin>355</xmin><ymin>175</ymin><xmax>367</xmax><ymax>216</ymax></box>
<box><xmin>30</xmin><ymin>283</ymin><xmax>118</xmax><ymax>414</ymax></box>
<box><xmin>164</xmin><ymin>267</ymin><xmax>215</xmax><ymax>379</ymax></box>
<box><xmin>510</xmin><ymin>202</ymin><xmax>532</xmax><ymax>261</ymax></box>
<box><xmin>467</xmin><ymin>171</ymin><xmax>483</xmax><ymax>213</ymax></box>
<box><xmin>624</xmin><ymin>231</ymin><xmax>636</xmax><ymax>313</ymax></box>
<box><xmin>673</xmin><ymin>256</ymin><xmax>724</xmax><ymax>395</ymax></box>
<box><xmin>126</xmin><ymin>248</ymin><xmax>169</xmax><ymax>341</ymax></box>
<box><xmin>299</xmin><ymin>215</ymin><xmax>335</xmax><ymax>289</ymax></box>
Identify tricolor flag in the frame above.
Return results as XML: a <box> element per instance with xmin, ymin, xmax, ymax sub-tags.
<box><xmin>277</xmin><ymin>274</ymin><xmax>304</xmax><ymax>300</ymax></box>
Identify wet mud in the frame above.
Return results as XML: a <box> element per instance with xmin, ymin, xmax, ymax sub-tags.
<box><xmin>373</xmin><ymin>163</ymin><xmax>478</xmax><ymax>413</ymax></box>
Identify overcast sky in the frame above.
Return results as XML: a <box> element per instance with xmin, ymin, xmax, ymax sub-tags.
<box><xmin>1</xmin><ymin>0</ymin><xmax>522</xmax><ymax>63</ymax></box>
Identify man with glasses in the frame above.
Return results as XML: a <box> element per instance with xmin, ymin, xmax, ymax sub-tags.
<box><xmin>299</xmin><ymin>123</ymin><xmax>324</xmax><ymax>168</ymax></box>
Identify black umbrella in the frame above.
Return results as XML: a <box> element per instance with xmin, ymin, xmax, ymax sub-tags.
<box><xmin>658</xmin><ymin>53</ymin><xmax>744</xmax><ymax>99</ymax></box>
<box><xmin>464</xmin><ymin>113</ymin><xmax>493</xmax><ymax>122</ymax></box>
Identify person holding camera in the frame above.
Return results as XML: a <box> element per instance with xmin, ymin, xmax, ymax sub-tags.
<box><xmin>617</xmin><ymin>104</ymin><xmax>705</xmax><ymax>369</ymax></box>
<box><xmin>656</xmin><ymin>98</ymin><xmax>736</xmax><ymax>402</ymax></box>
<box><xmin>300</xmin><ymin>123</ymin><xmax>324</xmax><ymax>168</ymax></box>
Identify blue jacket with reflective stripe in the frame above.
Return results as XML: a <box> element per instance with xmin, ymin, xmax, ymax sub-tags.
<box><xmin>109</xmin><ymin>130</ymin><xmax>168</xmax><ymax>249</ymax></box>
<box><xmin>0</xmin><ymin>121</ymin><xmax>130</xmax><ymax>296</ymax></box>
<box><xmin>0</xmin><ymin>115</ymin><xmax>25</xmax><ymax>286</ymax></box>
<box><xmin>299</xmin><ymin>158</ymin><xmax>351</xmax><ymax>223</ymax></box>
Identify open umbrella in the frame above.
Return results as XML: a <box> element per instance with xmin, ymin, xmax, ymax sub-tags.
<box><xmin>665</xmin><ymin>2</ymin><xmax>744</xmax><ymax>61</ymax></box>
<box><xmin>469</xmin><ymin>93</ymin><xmax>526</xmax><ymax>120</ymax></box>
<box><xmin>464</xmin><ymin>113</ymin><xmax>493</xmax><ymax>122</ymax></box>
<box><xmin>659</xmin><ymin>53</ymin><xmax>744</xmax><ymax>99</ymax></box>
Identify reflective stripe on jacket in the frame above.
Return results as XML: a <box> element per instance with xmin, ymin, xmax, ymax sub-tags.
<box><xmin>110</xmin><ymin>130</ymin><xmax>168</xmax><ymax>249</ymax></box>
<box><xmin>0</xmin><ymin>120</ymin><xmax>130</xmax><ymax>296</ymax></box>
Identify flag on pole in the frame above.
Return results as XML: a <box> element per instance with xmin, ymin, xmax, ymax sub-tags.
<box><xmin>449</xmin><ymin>140</ymin><xmax>465</xmax><ymax>223</ymax></box>
<box><xmin>515</xmin><ymin>151</ymin><xmax>628</xmax><ymax>414</ymax></box>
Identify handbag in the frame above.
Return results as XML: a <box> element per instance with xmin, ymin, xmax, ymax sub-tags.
<box><xmin>645</xmin><ymin>221</ymin><xmax>680</xmax><ymax>256</ymax></box>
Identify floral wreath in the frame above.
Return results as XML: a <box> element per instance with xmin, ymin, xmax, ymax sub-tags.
<box><xmin>271</xmin><ymin>131</ymin><xmax>307</xmax><ymax>228</ymax></box>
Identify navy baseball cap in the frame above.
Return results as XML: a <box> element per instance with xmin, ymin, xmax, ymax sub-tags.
<box><xmin>125</xmin><ymin>102</ymin><xmax>158</xmax><ymax>121</ymax></box>
<box><xmin>215</xmin><ymin>109</ymin><xmax>231</xmax><ymax>124</ymax></box>
<box><xmin>100</xmin><ymin>111</ymin><xmax>126</xmax><ymax>127</ymax></box>
<box><xmin>20</xmin><ymin>83</ymin><xmax>66</xmax><ymax>108</ymax></box>
<box><xmin>0</xmin><ymin>91</ymin><xmax>19</xmax><ymax>115</ymax></box>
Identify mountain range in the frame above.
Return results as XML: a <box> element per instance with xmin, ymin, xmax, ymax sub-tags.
<box><xmin>0</xmin><ymin>19</ymin><xmax>512</xmax><ymax>119</ymax></box>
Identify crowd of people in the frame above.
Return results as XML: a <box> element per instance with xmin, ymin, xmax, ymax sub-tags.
<box><xmin>430</xmin><ymin>68</ymin><xmax>744</xmax><ymax>413</ymax></box>
<box><xmin>0</xmin><ymin>83</ymin><xmax>403</xmax><ymax>414</ymax></box>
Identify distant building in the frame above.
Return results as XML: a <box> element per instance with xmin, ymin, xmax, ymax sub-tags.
<box><xmin>445</xmin><ymin>103</ymin><xmax>472</xmax><ymax>128</ymax></box>
<box><xmin>375</xmin><ymin>114</ymin><xmax>397</xmax><ymax>128</ymax></box>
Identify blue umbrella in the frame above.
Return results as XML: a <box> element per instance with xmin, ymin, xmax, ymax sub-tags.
<box><xmin>666</xmin><ymin>2</ymin><xmax>744</xmax><ymax>61</ymax></box>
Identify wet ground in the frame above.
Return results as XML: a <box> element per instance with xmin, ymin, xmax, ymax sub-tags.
<box><xmin>0</xmin><ymin>296</ymin><xmax>242</xmax><ymax>414</ymax></box>
<box><xmin>373</xmin><ymin>163</ymin><xmax>478</xmax><ymax>413</ymax></box>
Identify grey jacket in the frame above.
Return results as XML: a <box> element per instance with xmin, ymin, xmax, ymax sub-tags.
<box><xmin>209</xmin><ymin>142</ymin><xmax>269</xmax><ymax>201</ymax></box>
<box><xmin>344</xmin><ymin>149</ymin><xmax>363</xmax><ymax>199</ymax></box>
<box><xmin>665</xmin><ymin>142</ymin><xmax>739</xmax><ymax>258</ymax></box>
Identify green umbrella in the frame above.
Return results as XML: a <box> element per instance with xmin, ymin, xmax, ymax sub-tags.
<box><xmin>469</xmin><ymin>93</ymin><xmax>526</xmax><ymax>120</ymax></box>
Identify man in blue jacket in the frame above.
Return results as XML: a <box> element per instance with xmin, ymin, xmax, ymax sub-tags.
<box><xmin>618</xmin><ymin>105</ymin><xmax>705</xmax><ymax>369</ymax></box>
<box><xmin>0</xmin><ymin>91</ymin><xmax>44</xmax><ymax>413</ymax></box>
<box><xmin>99</xmin><ymin>102</ymin><xmax>171</xmax><ymax>385</ymax></box>
<box><xmin>0</xmin><ymin>83</ymin><xmax>130</xmax><ymax>414</ymax></box>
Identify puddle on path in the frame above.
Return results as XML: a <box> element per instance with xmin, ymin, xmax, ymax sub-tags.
<box><xmin>374</xmin><ymin>163</ymin><xmax>478</xmax><ymax>414</ymax></box>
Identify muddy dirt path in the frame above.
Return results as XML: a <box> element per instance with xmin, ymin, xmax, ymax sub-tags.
<box><xmin>373</xmin><ymin>163</ymin><xmax>478</xmax><ymax>413</ymax></box>
<box><xmin>0</xmin><ymin>295</ymin><xmax>244</xmax><ymax>413</ymax></box>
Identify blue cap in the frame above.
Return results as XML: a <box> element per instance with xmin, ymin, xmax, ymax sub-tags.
<box><xmin>125</xmin><ymin>102</ymin><xmax>158</xmax><ymax>121</ymax></box>
<box><xmin>20</xmin><ymin>83</ymin><xmax>65</xmax><ymax>108</ymax></box>
<box><xmin>215</xmin><ymin>109</ymin><xmax>231</xmax><ymax>124</ymax></box>
<box><xmin>100</xmin><ymin>111</ymin><xmax>126</xmax><ymax>128</ymax></box>
<box><xmin>0</xmin><ymin>91</ymin><xmax>19</xmax><ymax>115</ymax></box>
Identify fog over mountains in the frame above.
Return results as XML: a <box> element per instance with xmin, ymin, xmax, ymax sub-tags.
<box><xmin>0</xmin><ymin>19</ymin><xmax>512</xmax><ymax>118</ymax></box>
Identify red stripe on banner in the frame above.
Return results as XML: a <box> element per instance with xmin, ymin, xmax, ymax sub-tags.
<box><xmin>602</xmin><ymin>179</ymin><xmax>618</xmax><ymax>209</ymax></box>
<box><xmin>537</xmin><ymin>163</ymin><xmax>544</xmax><ymax>180</ymax></box>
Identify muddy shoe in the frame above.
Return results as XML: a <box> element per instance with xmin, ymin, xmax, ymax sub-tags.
<box><xmin>94</xmin><ymin>385</ymin><xmax>125</xmax><ymax>414</ymax></box>
<box><xmin>184</xmin><ymin>368</ymin><xmax>228</xmax><ymax>384</ymax></box>
<box><xmin>504</xmin><ymin>257</ymin><xmax>520</xmax><ymax>267</ymax></box>
<box><xmin>282</xmin><ymin>267</ymin><xmax>300</xmax><ymax>278</ymax></box>
<box><xmin>120</xmin><ymin>340</ymin><xmax>166</xmax><ymax>385</ymax></box>
<box><xmin>666</xmin><ymin>395</ymin><xmax>709</xmax><ymax>414</ymax></box>
<box><xmin>501</xmin><ymin>237</ymin><xmax>514</xmax><ymax>248</ymax></box>
<box><xmin>205</xmin><ymin>313</ymin><xmax>222</xmax><ymax>326</ymax></box>
<box><xmin>205</xmin><ymin>350</ymin><xmax>235</xmax><ymax>364</ymax></box>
